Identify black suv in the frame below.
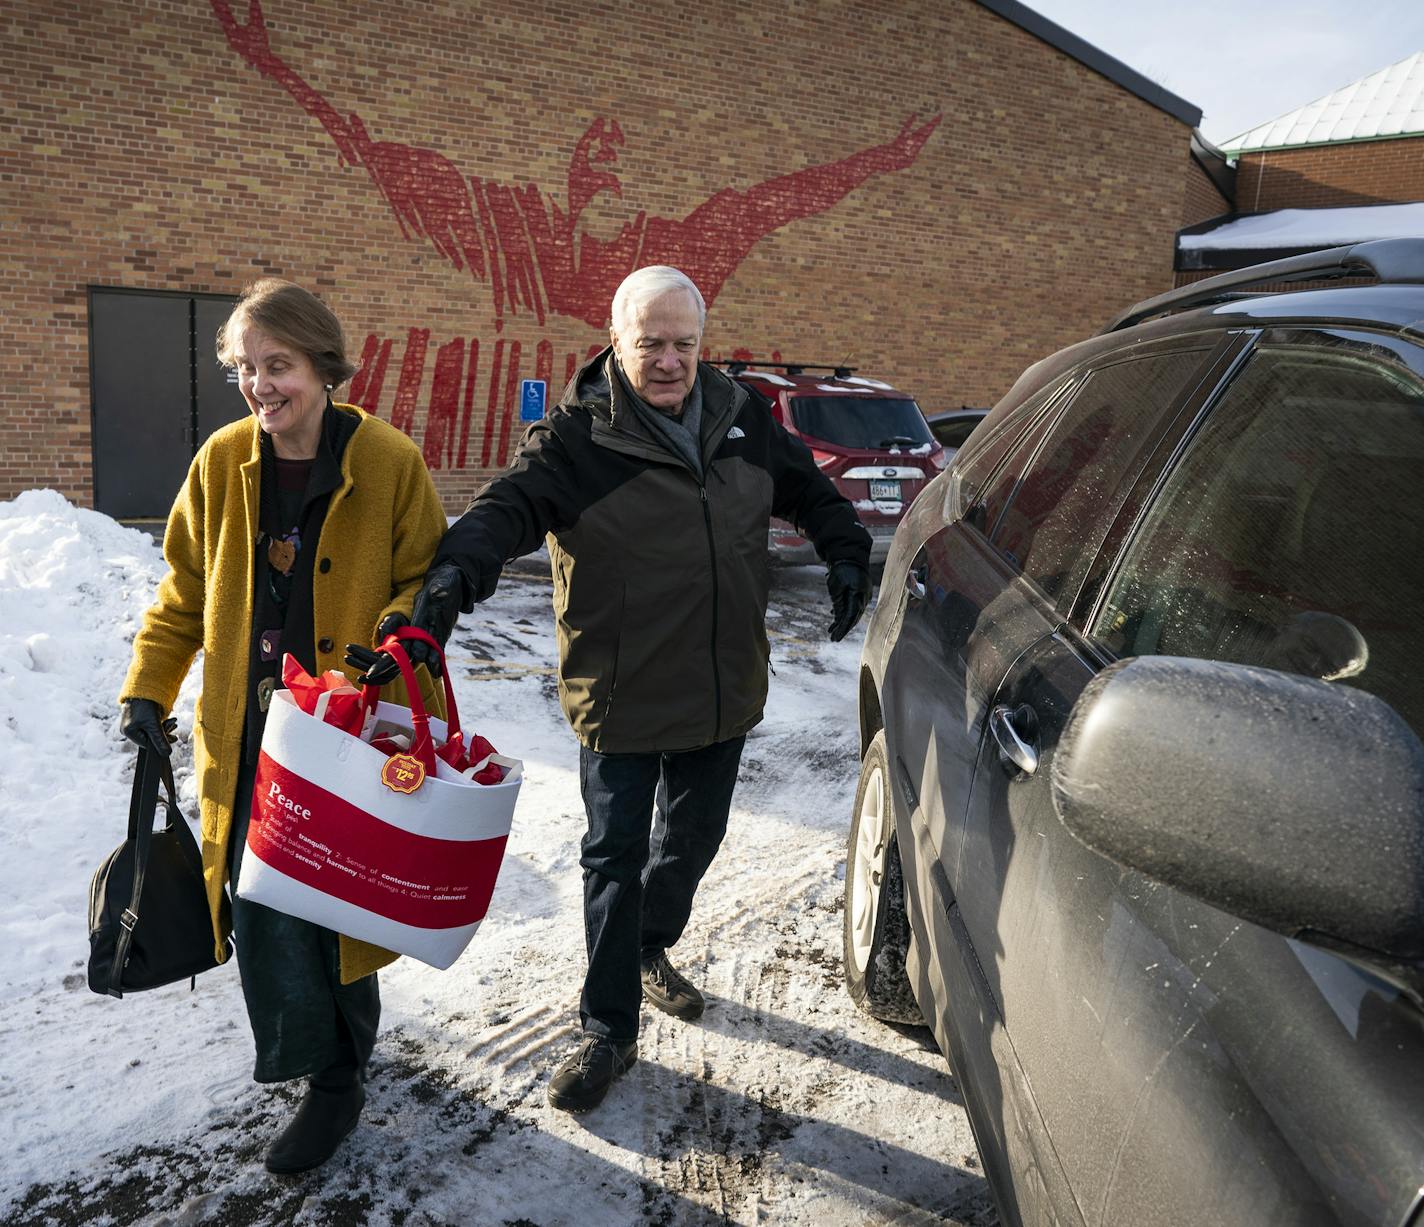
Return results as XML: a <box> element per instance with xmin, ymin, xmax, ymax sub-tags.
<box><xmin>844</xmin><ymin>241</ymin><xmax>1424</xmax><ymax>1227</ymax></box>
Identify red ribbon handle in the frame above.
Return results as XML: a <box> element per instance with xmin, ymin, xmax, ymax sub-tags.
<box><xmin>359</xmin><ymin>639</ymin><xmax>436</xmax><ymax>774</ymax></box>
<box><xmin>359</xmin><ymin>627</ymin><xmax>462</xmax><ymax>776</ymax></box>
<box><xmin>383</xmin><ymin>626</ymin><xmax>461</xmax><ymax>739</ymax></box>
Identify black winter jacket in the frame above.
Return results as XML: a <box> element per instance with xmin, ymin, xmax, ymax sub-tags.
<box><xmin>436</xmin><ymin>348</ymin><xmax>870</xmax><ymax>753</ymax></box>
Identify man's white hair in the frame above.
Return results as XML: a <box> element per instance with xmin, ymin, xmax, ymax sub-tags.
<box><xmin>610</xmin><ymin>265</ymin><xmax>707</xmax><ymax>336</ymax></box>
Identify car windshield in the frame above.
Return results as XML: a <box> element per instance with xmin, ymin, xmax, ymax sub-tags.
<box><xmin>789</xmin><ymin>396</ymin><xmax>934</xmax><ymax>449</ymax></box>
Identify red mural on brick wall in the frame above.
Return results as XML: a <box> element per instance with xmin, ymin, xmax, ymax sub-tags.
<box><xmin>351</xmin><ymin>329</ymin><xmax>651</xmax><ymax>471</ymax></box>
<box><xmin>209</xmin><ymin>0</ymin><xmax>940</xmax><ymax>467</ymax></box>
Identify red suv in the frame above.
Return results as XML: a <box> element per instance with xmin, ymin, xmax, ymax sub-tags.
<box><xmin>725</xmin><ymin>363</ymin><xmax>944</xmax><ymax>561</ymax></box>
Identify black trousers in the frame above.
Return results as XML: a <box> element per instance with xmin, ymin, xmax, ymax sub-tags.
<box><xmin>228</xmin><ymin>762</ymin><xmax>380</xmax><ymax>1086</ymax></box>
<box><xmin>577</xmin><ymin>735</ymin><xmax>746</xmax><ymax>1042</ymax></box>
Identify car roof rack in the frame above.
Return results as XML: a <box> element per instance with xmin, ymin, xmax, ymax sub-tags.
<box><xmin>708</xmin><ymin>360</ymin><xmax>857</xmax><ymax>379</ymax></box>
<box><xmin>1104</xmin><ymin>238</ymin><xmax>1424</xmax><ymax>334</ymax></box>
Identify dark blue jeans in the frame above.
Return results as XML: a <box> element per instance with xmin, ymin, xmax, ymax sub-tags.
<box><xmin>578</xmin><ymin>735</ymin><xmax>746</xmax><ymax>1042</ymax></box>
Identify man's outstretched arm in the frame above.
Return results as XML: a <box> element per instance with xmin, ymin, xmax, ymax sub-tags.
<box><xmin>349</xmin><ymin>417</ymin><xmax>581</xmax><ymax>684</ymax></box>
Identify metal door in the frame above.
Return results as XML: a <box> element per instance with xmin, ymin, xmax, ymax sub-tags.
<box><xmin>964</xmin><ymin>632</ymin><xmax>1340</xmax><ymax>1226</ymax></box>
<box><xmin>90</xmin><ymin>290</ymin><xmax>191</xmax><ymax>518</ymax></box>
<box><xmin>194</xmin><ymin>296</ymin><xmax>246</xmax><ymax>446</ymax></box>
<box><xmin>886</xmin><ymin>338</ymin><xmax>1240</xmax><ymax>1224</ymax></box>
<box><xmin>90</xmin><ymin>289</ymin><xmax>239</xmax><ymax>518</ymax></box>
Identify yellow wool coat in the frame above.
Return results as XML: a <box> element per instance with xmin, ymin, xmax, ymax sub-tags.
<box><xmin>120</xmin><ymin>404</ymin><xmax>447</xmax><ymax>983</ymax></box>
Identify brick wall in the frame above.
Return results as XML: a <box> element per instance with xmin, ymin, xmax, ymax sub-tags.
<box><xmin>2</xmin><ymin>0</ymin><xmax>1193</xmax><ymax>511</ymax></box>
<box><xmin>1182</xmin><ymin>156</ymin><xmax>1231</xmax><ymax>228</ymax></box>
<box><xmin>1234</xmin><ymin>136</ymin><xmax>1424</xmax><ymax>212</ymax></box>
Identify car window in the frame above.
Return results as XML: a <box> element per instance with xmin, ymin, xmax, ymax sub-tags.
<box><xmin>959</xmin><ymin>379</ymin><xmax>1072</xmax><ymax>530</ymax></box>
<box><xmin>932</xmin><ymin>415</ymin><xmax>983</xmax><ymax>449</ymax></box>
<box><xmin>1091</xmin><ymin>344</ymin><xmax>1424</xmax><ymax>737</ymax></box>
<box><xmin>990</xmin><ymin>349</ymin><xmax>1209</xmax><ymax>607</ymax></box>
<box><xmin>965</xmin><ymin>404</ymin><xmax>1057</xmax><ymax>539</ymax></box>
<box><xmin>788</xmin><ymin>396</ymin><xmax>933</xmax><ymax>448</ymax></box>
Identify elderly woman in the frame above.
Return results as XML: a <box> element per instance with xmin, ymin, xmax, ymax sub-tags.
<box><xmin>118</xmin><ymin>279</ymin><xmax>447</xmax><ymax>1174</ymax></box>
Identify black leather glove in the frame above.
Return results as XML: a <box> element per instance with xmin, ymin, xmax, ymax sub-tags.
<box><xmin>412</xmin><ymin>562</ymin><xmax>470</xmax><ymax>658</ymax></box>
<box><xmin>344</xmin><ymin>562</ymin><xmax>471</xmax><ymax>686</ymax></box>
<box><xmin>119</xmin><ymin>698</ymin><xmax>176</xmax><ymax>757</ymax></box>
<box><xmin>452</xmin><ymin>556</ymin><xmax>502</xmax><ymax>606</ymax></box>
<box><xmin>345</xmin><ymin>613</ymin><xmax>412</xmax><ymax>687</ymax></box>
<box><xmin>826</xmin><ymin>560</ymin><xmax>872</xmax><ymax>642</ymax></box>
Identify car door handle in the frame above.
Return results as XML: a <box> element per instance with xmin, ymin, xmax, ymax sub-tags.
<box><xmin>990</xmin><ymin>704</ymin><xmax>1040</xmax><ymax>776</ymax></box>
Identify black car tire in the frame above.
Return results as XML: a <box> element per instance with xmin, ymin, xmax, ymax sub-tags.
<box><xmin>844</xmin><ymin>730</ymin><xmax>922</xmax><ymax>1025</ymax></box>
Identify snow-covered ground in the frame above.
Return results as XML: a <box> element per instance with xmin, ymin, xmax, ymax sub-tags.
<box><xmin>0</xmin><ymin>490</ymin><xmax>993</xmax><ymax>1226</ymax></box>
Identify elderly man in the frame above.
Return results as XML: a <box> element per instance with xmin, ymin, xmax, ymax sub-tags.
<box><xmin>388</xmin><ymin>265</ymin><xmax>871</xmax><ymax>1111</ymax></box>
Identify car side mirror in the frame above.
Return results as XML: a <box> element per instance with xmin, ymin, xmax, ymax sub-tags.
<box><xmin>1050</xmin><ymin>656</ymin><xmax>1424</xmax><ymax>1001</ymax></box>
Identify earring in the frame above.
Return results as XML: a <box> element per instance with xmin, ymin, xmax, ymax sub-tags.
<box><xmin>324</xmin><ymin>384</ymin><xmax>333</xmax><ymax>390</ymax></box>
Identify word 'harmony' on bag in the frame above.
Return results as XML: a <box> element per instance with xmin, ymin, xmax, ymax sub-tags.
<box><xmin>236</xmin><ymin>630</ymin><xmax>521</xmax><ymax>969</ymax></box>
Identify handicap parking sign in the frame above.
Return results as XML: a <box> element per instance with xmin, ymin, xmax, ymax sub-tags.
<box><xmin>519</xmin><ymin>379</ymin><xmax>547</xmax><ymax>421</ymax></box>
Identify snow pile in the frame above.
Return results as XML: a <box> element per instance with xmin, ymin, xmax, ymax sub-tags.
<box><xmin>0</xmin><ymin>490</ymin><xmax>199</xmax><ymax>994</ymax></box>
<box><xmin>1179</xmin><ymin>202</ymin><xmax>1424</xmax><ymax>251</ymax></box>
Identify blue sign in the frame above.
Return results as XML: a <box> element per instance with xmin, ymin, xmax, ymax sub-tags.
<box><xmin>519</xmin><ymin>378</ymin><xmax>547</xmax><ymax>421</ymax></box>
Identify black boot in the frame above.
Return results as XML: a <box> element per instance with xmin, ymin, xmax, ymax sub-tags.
<box><xmin>546</xmin><ymin>1036</ymin><xmax>637</xmax><ymax>1113</ymax></box>
<box><xmin>264</xmin><ymin>1081</ymin><xmax>366</xmax><ymax>1174</ymax></box>
<box><xmin>640</xmin><ymin>952</ymin><xmax>705</xmax><ymax>1020</ymax></box>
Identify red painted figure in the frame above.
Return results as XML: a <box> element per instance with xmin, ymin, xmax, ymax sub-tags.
<box><xmin>210</xmin><ymin>0</ymin><xmax>941</xmax><ymax>329</ymax></box>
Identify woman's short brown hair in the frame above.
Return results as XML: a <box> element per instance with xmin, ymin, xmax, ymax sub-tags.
<box><xmin>215</xmin><ymin>279</ymin><xmax>358</xmax><ymax>387</ymax></box>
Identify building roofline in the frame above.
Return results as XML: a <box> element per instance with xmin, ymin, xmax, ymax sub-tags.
<box><xmin>973</xmin><ymin>0</ymin><xmax>1202</xmax><ymax>127</ymax></box>
<box><xmin>1218</xmin><ymin>49</ymin><xmax>1424</xmax><ymax>154</ymax></box>
<box><xmin>1115</xmin><ymin>238</ymin><xmax>1424</xmax><ymax>329</ymax></box>
<box><xmin>1190</xmin><ymin>130</ymin><xmax>1236</xmax><ymax>206</ymax></box>
<box><xmin>1173</xmin><ymin>205</ymin><xmax>1424</xmax><ymax>271</ymax></box>
<box><xmin>1224</xmin><ymin>129</ymin><xmax>1424</xmax><ymax>157</ymax></box>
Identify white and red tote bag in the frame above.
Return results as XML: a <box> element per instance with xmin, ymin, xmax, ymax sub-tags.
<box><xmin>236</xmin><ymin>629</ymin><xmax>521</xmax><ymax>970</ymax></box>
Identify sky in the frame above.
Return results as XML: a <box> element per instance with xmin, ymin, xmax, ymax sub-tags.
<box><xmin>1023</xmin><ymin>0</ymin><xmax>1424</xmax><ymax>144</ymax></box>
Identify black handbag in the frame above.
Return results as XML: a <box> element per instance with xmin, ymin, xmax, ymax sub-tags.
<box><xmin>88</xmin><ymin>745</ymin><xmax>232</xmax><ymax>997</ymax></box>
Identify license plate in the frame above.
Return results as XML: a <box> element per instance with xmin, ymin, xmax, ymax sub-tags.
<box><xmin>869</xmin><ymin>479</ymin><xmax>901</xmax><ymax>500</ymax></box>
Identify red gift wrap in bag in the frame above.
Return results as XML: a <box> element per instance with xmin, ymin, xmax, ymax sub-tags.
<box><xmin>281</xmin><ymin>656</ymin><xmax>370</xmax><ymax>737</ymax></box>
<box><xmin>435</xmin><ymin>729</ymin><xmax>506</xmax><ymax>784</ymax></box>
<box><xmin>236</xmin><ymin>629</ymin><xmax>522</xmax><ymax>969</ymax></box>
<box><xmin>355</xmin><ymin>627</ymin><xmax>509</xmax><ymax>784</ymax></box>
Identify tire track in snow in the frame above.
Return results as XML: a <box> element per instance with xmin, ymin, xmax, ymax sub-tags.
<box><xmin>466</xmin><ymin>1000</ymin><xmax>581</xmax><ymax>1072</ymax></box>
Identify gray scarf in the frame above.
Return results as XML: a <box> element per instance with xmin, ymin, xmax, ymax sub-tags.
<box><xmin>612</xmin><ymin>358</ymin><xmax>704</xmax><ymax>477</ymax></box>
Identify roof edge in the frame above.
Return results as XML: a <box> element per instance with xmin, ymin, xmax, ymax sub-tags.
<box><xmin>1190</xmin><ymin>130</ymin><xmax>1236</xmax><ymax>206</ymax></box>
<box><xmin>1175</xmin><ymin>243</ymin><xmax>1335</xmax><ymax>273</ymax></box>
<box><xmin>973</xmin><ymin>0</ymin><xmax>1202</xmax><ymax>127</ymax></box>
<box><xmin>1174</xmin><ymin>202</ymin><xmax>1424</xmax><ymax>270</ymax></box>
<box><xmin>1223</xmin><ymin>129</ymin><xmax>1424</xmax><ymax>157</ymax></box>
<box><xmin>1118</xmin><ymin>238</ymin><xmax>1424</xmax><ymax>329</ymax></box>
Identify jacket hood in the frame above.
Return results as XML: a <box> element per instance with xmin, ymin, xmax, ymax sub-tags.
<box><xmin>559</xmin><ymin>345</ymin><xmax>614</xmax><ymax>414</ymax></box>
